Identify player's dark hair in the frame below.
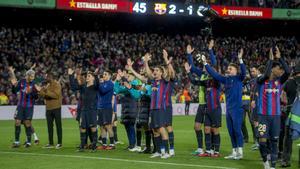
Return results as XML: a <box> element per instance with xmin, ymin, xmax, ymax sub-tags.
<box><xmin>258</xmin><ymin>65</ymin><xmax>265</xmax><ymax>73</ymax></box>
<box><xmin>104</xmin><ymin>69</ymin><xmax>112</xmax><ymax>76</ymax></box>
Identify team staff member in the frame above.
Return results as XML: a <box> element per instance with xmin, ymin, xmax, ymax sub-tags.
<box><xmin>126</xmin><ymin>60</ymin><xmax>153</xmax><ymax>153</ymax></box>
<box><xmin>114</xmin><ymin>70</ymin><xmax>140</xmax><ymax>151</ymax></box>
<box><xmin>36</xmin><ymin>71</ymin><xmax>62</xmax><ymax>149</ymax></box>
<box><xmin>97</xmin><ymin>70</ymin><xmax>115</xmax><ymax>150</ymax></box>
<box><xmin>200</xmin><ymin>48</ymin><xmax>246</xmax><ymax>160</ymax></box>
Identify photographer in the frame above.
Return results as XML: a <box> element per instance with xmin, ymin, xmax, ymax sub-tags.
<box><xmin>36</xmin><ymin>71</ymin><xmax>62</xmax><ymax>149</ymax></box>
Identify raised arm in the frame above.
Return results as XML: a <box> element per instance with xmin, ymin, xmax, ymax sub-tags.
<box><xmin>257</xmin><ymin>49</ymin><xmax>274</xmax><ymax>84</ymax></box>
<box><xmin>237</xmin><ymin>48</ymin><xmax>246</xmax><ymax>81</ymax></box>
<box><xmin>30</xmin><ymin>63</ymin><xmax>36</xmax><ymax>71</ymax></box>
<box><xmin>143</xmin><ymin>53</ymin><xmax>153</xmax><ymax>79</ymax></box>
<box><xmin>126</xmin><ymin>58</ymin><xmax>148</xmax><ymax>83</ymax></box>
<box><xmin>200</xmin><ymin>55</ymin><xmax>226</xmax><ymax>83</ymax></box>
<box><xmin>208</xmin><ymin>39</ymin><xmax>217</xmax><ymax>66</ymax></box>
<box><xmin>93</xmin><ymin>68</ymin><xmax>100</xmax><ymax>90</ymax></box>
<box><xmin>162</xmin><ymin>49</ymin><xmax>176</xmax><ymax>80</ymax></box>
<box><xmin>8</xmin><ymin>66</ymin><xmax>18</xmax><ymax>87</ymax></box>
<box><xmin>275</xmin><ymin>47</ymin><xmax>290</xmax><ymax>84</ymax></box>
<box><xmin>185</xmin><ymin>62</ymin><xmax>205</xmax><ymax>86</ymax></box>
<box><xmin>186</xmin><ymin>45</ymin><xmax>203</xmax><ymax>77</ymax></box>
<box><xmin>68</xmin><ymin>68</ymin><xmax>80</xmax><ymax>91</ymax></box>
<box><xmin>279</xmin><ymin>58</ymin><xmax>290</xmax><ymax>84</ymax></box>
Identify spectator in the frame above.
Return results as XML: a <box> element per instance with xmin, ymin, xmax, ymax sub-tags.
<box><xmin>0</xmin><ymin>88</ymin><xmax>9</xmax><ymax>105</ymax></box>
<box><xmin>183</xmin><ymin>87</ymin><xmax>191</xmax><ymax>115</ymax></box>
<box><xmin>0</xmin><ymin>26</ymin><xmax>298</xmax><ymax>105</ymax></box>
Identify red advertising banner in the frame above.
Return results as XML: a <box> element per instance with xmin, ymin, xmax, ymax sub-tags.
<box><xmin>56</xmin><ymin>0</ymin><xmax>132</xmax><ymax>13</ymax></box>
<box><xmin>211</xmin><ymin>5</ymin><xmax>272</xmax><ymax>19</ymax></box>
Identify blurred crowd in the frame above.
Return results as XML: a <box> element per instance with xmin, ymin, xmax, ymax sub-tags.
<box><xmin>0</xmin><ymin>26</ymin><xmax>299</xmax><ymax>105</ymax></box>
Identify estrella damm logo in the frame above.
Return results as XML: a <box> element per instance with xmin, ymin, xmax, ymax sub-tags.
<box><xmin>154</xmin><ymin>3</ymin><xmax>167</xmax><ymax>15</ymax></box>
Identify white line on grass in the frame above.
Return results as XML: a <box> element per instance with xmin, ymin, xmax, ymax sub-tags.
<box><xmin>0</xmin><ymin>151</ymin><xmax>237</xmax><ymax>169</ymax></box>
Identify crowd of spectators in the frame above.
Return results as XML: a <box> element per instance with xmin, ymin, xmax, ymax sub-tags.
<box><xmin>0</xmin><ymin>26</ymin><xmax>299</xmax><ymax>105</ymax></box>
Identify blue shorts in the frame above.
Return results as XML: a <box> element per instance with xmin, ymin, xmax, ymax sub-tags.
<box><xmin>205</xmin><ymin>107</ymin><xmax>222</xmax><ymax>128</ymax></box>
<box><xmin>97</xmin><ymin>108</ymin><xmax>113</xmax><ymax>126</ymax></box>
<box><xmin>15</xmin><ymin>106</ymin><xmax>34</xmax><ymax>121</ymax></box>
<box><xmin>257</xmin><ymin>115</ymin><xmax>281</xmax><ymax>139</ymax></box>
<box><xmin>80</xmin><ymin>109</ymin><xmax>97</xmax><ymax>128</ymax></box>
<box><xmin>165</xmin><ymin>106</ymin><xmax>173</xmax><ymax>126</ymax></box>
<box><xmin>195</xmin><ymin>104</ymin><xmax>207</xmax><ymax>123</ymax></box>
<box><xmin>150</xmin><ymin>109</ymin><xmax>166</xmax><ymax>129</ymax></box>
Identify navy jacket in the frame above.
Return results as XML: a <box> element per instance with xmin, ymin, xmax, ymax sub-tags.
<box><xmin>205</xmin><ymin>63</ymin><xmax>246</xmax><ymax>113</ymax></box>
<box><xmin>97</xmin><ymin>80</ymin><xmax>114</xmax><ymax>109</ymax></box>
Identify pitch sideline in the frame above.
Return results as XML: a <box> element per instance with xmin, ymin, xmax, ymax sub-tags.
<box><xmin>0</xmin><ymin>151</ymin><xmax>238</xmax><ymax>169</ymax></box>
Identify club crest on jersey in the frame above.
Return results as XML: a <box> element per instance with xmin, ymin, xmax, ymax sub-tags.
<box><xmin>274</xmin><ymin>81</ymin><xmax>279</xmax><ymax>86</ymax></box>
<box><xmin>154</xmin><ymin>3</ymin><xmax>167</xmax><ymax>15</ymax></box>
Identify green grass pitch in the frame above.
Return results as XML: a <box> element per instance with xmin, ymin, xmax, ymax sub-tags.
<box><xmin>0</xmin><ymin>116</ymin><xmax>299</xmax><ymax>169</ymax></box>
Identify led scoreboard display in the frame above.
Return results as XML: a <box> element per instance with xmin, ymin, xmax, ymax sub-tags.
<box><xmin>132</xmin><ymin>1</ymin><xmax>209</xmax><ymax>17</ymax></box>
<box><xmin>56</xmin><ymin>0</ymin><xmax>211</xmax><ymax>17</ymax></box>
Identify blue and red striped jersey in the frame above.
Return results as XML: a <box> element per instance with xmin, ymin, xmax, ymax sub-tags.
<box><xmin>164</xmin><ymin>80</ymin><xmax>175</xmax><ymax>108</ymax></box>
<box><xmin>14</xmin><ymin>79</ymin><xmax>37</xmax><ymax>108</ymax></box>
<box><xmin>150</xmin><ymin>79</ymin><xmax>166</xmax><ymax>110</ymax></box>
<box><xmin>205</xmin><ymin>79</ymin><xmax>221</xmax><ymax>112</ymax></box>
<box><xmin>257</xmin><ymin>79</ymin><xmax>282</xmax><ymax>116</ymax></box>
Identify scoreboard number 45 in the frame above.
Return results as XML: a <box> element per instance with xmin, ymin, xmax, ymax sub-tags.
<box><xmin>133</xmin><ymin>2</ymin><xmax>147</xmax><ymax>13</ymax></box>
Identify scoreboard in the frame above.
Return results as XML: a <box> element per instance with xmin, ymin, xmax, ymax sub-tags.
<box><xmin>132</xmin><ymin>1</ymin><xmax>209</xmax><ymax>17</ymax></box>
<box><xmin>1</xmin><ymin>0</ymin><xmax>299</xmax><ymax>20</ymax></box>
<box><xmin>56</xmin><ymin>0</ymin><xmax>209</xmax><ymax>17</ymax></box>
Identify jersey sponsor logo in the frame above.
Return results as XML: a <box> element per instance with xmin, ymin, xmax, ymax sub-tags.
<box><xmin>264</xmin><ymin>88</ymin><xmax>280</xmax><ymax>93</ymax></box>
